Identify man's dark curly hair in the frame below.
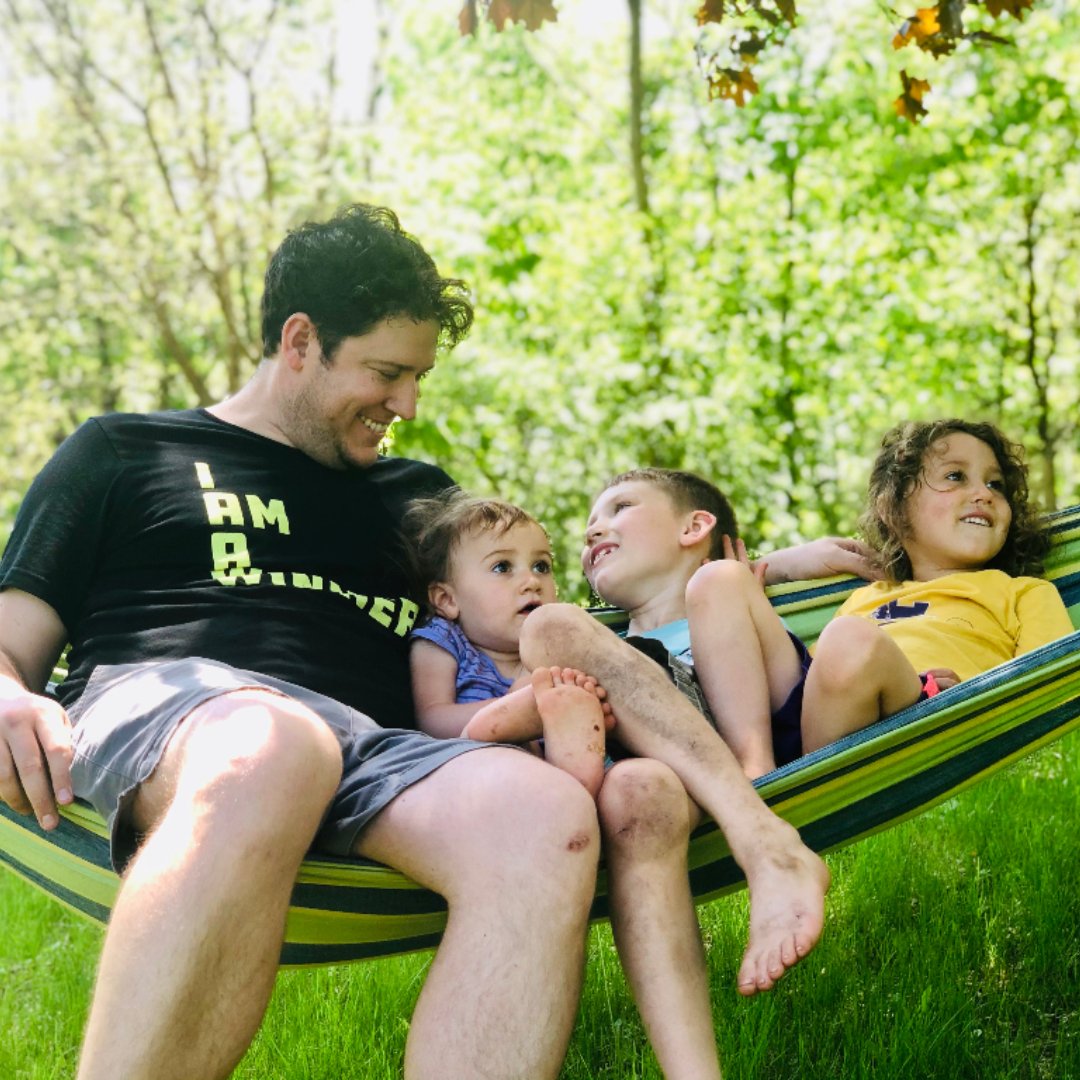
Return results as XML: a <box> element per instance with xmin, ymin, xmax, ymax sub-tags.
<box><xmin>260</xmin><ymin>203</ymin><xmax>474</xmax><ymax>361</ymax></box>
<box><xmin>601</xmin><ymin>468</ymin><xmax>738</xmax><ymax>560</ymax></box>
<box><xmin>861</xmin><ymin>418</ymin><xmax>1049</xmax><ymax>582</ymax></box>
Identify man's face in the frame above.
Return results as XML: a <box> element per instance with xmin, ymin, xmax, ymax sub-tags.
<box><xmin>284</xmin><ymin>317</ymin><xmax>440</xmax><ymax>470</ymax></box>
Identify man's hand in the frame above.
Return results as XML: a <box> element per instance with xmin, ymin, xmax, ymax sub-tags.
<box><xmin>0</xmin><ymin>675</ymin><xmax>74</xmax><ymax>830</ymax></box>
<box><xmin>758</xmin><ymin>537</ymin><xmax>882</xmax><ymax>586</ymax></box>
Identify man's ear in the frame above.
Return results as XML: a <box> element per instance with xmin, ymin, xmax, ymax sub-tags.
<box><xmin>679</xmin><ymin>510</ymin><xmax>717</xmax><ymax>549</ymax></box>
<box><xmin>428</xmin><ymin>582</ymin><xmax>459</xmax><ymax>621</ymax></box>
<box><xmin>281</xmin><ymin>313</ymin><xmax>317</xmax><ymax>371</ymax></box>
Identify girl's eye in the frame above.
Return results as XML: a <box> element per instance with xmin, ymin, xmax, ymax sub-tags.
<box><xmin>944</xmin><ymin>470</ymin><xmax>964</xmax><ymax>483</ymax></box>
<box><xmin>987</xmin><ymin>478</ymin><xmax>1006</xmax><ymax>492</ymax></box>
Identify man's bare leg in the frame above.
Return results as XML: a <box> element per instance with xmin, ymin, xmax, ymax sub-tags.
<box><xmin>522</xmin><ymin>604</ymin><xmax>829</xmax><ymax>995</ymax></box>
<box><xmin>599</xmin><ymin>759</ymin><xmax>721</xmax><ymax>1080</ymax></box>
<box><xmin>533</xmin><ymin>667</ymin><xmax>607</xmax><ymax>798</ymax></box>
<box><xmin>355</xmin><ymin>747</ymin><xmax>599</xmax><ymax>1079</ymax></box>
<box><xmin>801</xmin><ymin>616</ymin><xmax>924</xmax><ymax>753</ymax></box>
<box><xmin>77</xmin><ymin>691</ymin><xmax>344</xmax><ymax>1080</ymax></box>
<box><xmin>685</xmin><ymin>560</ymin><xmax>805</xmax><ymax>780</ymax></box>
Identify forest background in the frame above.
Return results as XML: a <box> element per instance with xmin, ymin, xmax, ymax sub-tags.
<box><xmin>1</xmin><ymin>0</ymin><xmax>1078</xmax><ymax>602</ymax></box>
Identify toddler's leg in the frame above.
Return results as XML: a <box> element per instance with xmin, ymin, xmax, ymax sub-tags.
<box><xmin>801</xmin><ymin>616</ymin><xmax>925</xmax><ymax>753</ymax></box>
<box><xmin>533</xmin><ymin>668</ymin><xmax>607</xmax><ymax>799</ymax></box>
<box><xmin>686</xmin><ymin>560</ymin><xmax>805</xmax><ymax>779</ymax></box>
<box><xmin>462</xmin><ymin>685</ymin><xmax>542</xmax><ymax>743</ymax></box>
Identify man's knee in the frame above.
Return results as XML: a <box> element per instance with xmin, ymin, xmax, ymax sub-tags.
<box><xmin>136</xmin><ymin>690</ymin><xmax>343</xmax><ymax>834</ymax></box>
<box><xmin>598</xmin><ymin>759</ymin><xmax>692</xmax><ymax>857</ymax></box>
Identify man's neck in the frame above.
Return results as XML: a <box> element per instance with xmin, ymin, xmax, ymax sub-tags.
<box><xmin>207</xmin><ymin>363</ymin><xmax>294</xmax><ymax>447</ymax></box>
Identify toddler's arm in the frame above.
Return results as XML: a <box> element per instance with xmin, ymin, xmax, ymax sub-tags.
<box><xmin>410</xmin><ymin>638</ymin><xmax>511</xmax><ymax>739</ymax></box>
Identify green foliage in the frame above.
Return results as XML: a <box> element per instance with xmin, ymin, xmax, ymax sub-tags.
<box><xmin>1</xmin><ymin>0</ymin><xmax>1078</xmax><ymax>593</ymax></box>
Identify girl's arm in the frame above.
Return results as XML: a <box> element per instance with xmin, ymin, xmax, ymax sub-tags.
<box><xmin>1014</xmin><ymin>579</ymin><xmax>1075</xmax><ymax>656</ymax></box>
<box><xmin>410</xmin><ymin>638</ymin><xmax>496</xmax><ymax>739</ymax></box>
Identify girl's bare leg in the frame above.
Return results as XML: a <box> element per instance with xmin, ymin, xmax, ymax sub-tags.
<box><xmin>801</xmin><ymin>616</ymin><xmax>924</xmax><ymax>753</ymax></box>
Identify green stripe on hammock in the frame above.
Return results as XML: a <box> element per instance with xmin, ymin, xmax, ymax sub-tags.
<box><xmin>2</xmin><ymin>505</ymin><xmax>1079</xmax><ymax>966</ymax></box>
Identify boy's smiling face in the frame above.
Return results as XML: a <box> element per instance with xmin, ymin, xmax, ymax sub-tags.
<box><xmin>582</xmin><ymin>480</ymin><xmax>694</xmax><ymax>610</ymax></box>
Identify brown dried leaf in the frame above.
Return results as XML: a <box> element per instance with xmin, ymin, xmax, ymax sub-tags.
<box><xmin>696</xmin><ymin>0</ymin><xmax>726</xmax><ymax>26</ymax></box>
<box><xmin>459</xmin><ymin>0</ymin><xmax>479</xmax><ymax>36</ymax></box>
<box><xmin>894</xmin><ymin>68</ymin><xmax>931</xmax><ymax>122</ymax></box>
<box><xmin>708</xmin><ymin>65</ymin><xmax>760</xmax><ymax>106</ymax></box>
<box><xmin>984</xmin><ymin>0</ymin><xmax>1033</xmax><ymax>19</ymax></box>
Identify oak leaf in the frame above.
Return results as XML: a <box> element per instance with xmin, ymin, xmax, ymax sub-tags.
<box><xmin>708</xmin><ymin>65</ymin><xmax>760</xmax><ymax>106</ymax></box>
<box><xmin>893</xmin><ymin>68</ymin><xmax>931</xmax><ymax>123</ymax></box>
<box><xmin>696</xmin><ymin>0</ymin><xmax>726</xmax><ymax>26</ymax></box>
<box><xmin>983</xmin><ymin>0</ymin><xmax>1033</xmax><ymax>19</ymax></box>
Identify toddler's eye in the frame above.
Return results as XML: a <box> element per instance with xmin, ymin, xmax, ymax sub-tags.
<box><xmin>491</xmin><ymin>561</ymin><xmax>511</xmax><ymax>574</ymax></box>
<box><xmin>533</xmin><ymin>559</ymin><xmax>553</xmax><ymax>575</ymax></box>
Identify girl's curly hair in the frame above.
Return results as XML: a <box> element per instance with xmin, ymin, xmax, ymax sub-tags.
<box><xmin>860</xmin><ymin>419</ymin><xmax>1049</xmax><ymax>583</ymax></box>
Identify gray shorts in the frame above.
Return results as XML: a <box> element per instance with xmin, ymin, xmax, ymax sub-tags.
<box><xmin>68</xmin><ymin>657</ymin><xmax>492</xmax><ymax>872</ymax></box>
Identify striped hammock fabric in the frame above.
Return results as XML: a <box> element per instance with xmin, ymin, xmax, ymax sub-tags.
<box><xmin>2</xmin><ymin>506</ymin><xmax>1079</xmax><ymax>966</ymax></box>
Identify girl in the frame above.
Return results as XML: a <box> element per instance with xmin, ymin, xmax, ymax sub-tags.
<box><xmin>801</xmin><ymin>418</ymin><xmax>1074</xmax><ymax>752</ymax></box>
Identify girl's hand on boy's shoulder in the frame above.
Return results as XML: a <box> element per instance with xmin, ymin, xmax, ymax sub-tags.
<box><xmin>758</xmin><ymin>537</ymin><xmax>883</xmax><ymax>585</ymax></box>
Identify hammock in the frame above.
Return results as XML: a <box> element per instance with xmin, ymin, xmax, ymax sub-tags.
<box><xmin>2</xmin><ymin>506</ymin><xmax>1079</xmax><ymax>966</ymax></box>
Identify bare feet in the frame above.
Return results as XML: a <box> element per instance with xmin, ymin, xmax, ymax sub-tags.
<box><xmin>533</xmin><ymin>667</ymin><xmax>607</xmax><ymax>799</ymax></box>
<box><xmin>736</xmin><ymin>831</ymin><xmax>830</xmax><ymax>996</ymax></box>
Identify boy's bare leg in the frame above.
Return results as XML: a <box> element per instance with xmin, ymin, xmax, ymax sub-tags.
<box><xmin>522</xmin><ymin>603</ymin><xmax>829</xmax><ymax>994</ymax></box>
<box><xmin>599</xmin><ymin>760</ymin><xmax>721</xmax><ymax>1080</ymax></box>
<box><xmin>686</xmin><ymin>560</ymin><xmax>806</xmax><ymax>779</ymax></box>
<box><xmin>77</xmin><ymin>691</ymin><xmax>345</xmax><ymax>1080</ymax></box>
<box><xmin>801</xmin><ymin>616</ymin><xmax>924</xmax><ymax>753</ymax></box>
<box><xmin>532</xmin><ymin>667</ymin><xmax>607</xmax><ymax>798</ymax></box>
<box><xmin>355</xmin><ymin>747</ymin><xmax>599</xmax><ymax>1080</ymax></box>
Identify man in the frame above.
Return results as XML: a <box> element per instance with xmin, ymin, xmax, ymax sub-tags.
<box><xmin>0</xmin><ymin>205</ymin><xmax>599</xmax><ymax>1079</ymax></box>
<box><xmin>0</xmin><ymin>203</ymin><xmax>866</xmax><ymax>1079</ymax></box>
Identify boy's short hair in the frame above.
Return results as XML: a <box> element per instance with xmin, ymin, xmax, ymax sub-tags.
<box><xmin>261</xmin><ymin>203</ymin><xmax>474</xmax><ymax>362</ymax></box>
<box><xmin>403</xmin><ymin>488</ymin><xmax>544</xmax><ymax>594</ymax></box>
<box><xmin>602</xmin><ymin>468</ymin><xmax>737</xmax><ymax>560</ymax></box>
<box><xmin>861</xmin><ymin>418</ymin><xmax>1049</xmax><ymax>581</ymax></box>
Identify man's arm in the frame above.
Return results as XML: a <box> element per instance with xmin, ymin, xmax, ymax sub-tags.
<box><xmin>0</xmin><ymin>588</ymin><xmax>74</xmax><ymax>830</ymax></box>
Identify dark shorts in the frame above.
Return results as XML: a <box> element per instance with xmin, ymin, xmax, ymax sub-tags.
<box><xmin>68</xmin><ymin>657</ymin><xmax>494</xmax><ymax>872</ymax></box>
<box><xmin>625</xmin><ymin>631</ymin><xmax>812</xmax><ymax>769</ymax></box>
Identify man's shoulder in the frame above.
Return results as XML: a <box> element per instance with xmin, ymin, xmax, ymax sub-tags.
<box><xmin>368</xmin><ymin>455</ymin><xmax>456</xmax><ymax>495</ymax></box>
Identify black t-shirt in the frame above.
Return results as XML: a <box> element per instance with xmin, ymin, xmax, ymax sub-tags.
<box><xmin>0</xmin><ymin>409</ymin><xmax>454</xmax><ymax>725</ymax></box>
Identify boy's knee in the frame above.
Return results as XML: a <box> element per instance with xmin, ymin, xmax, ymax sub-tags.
<box><xmin>685</xmin><ymin>559</ymin><xmax>753</xmax><ymax>609</ymax></box>
<box><xmin>520</xmin><ymin>602</ymin><xmax>603</xmax><ymax>669</ymax></box>
<box><xmin>598</xmin><ymin>759</ymin><xmax>692</xmax><ymax>855</ymax></box>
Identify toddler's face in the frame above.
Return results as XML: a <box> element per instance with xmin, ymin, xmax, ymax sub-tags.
<box><xmin>435</xmin><ymin>520</ymin><xmax>556</xmax><ymax>655</ymax></box>
<box><xmin>582</xmin><ymin>481</ymin><xmax>688</xmax><ymax>608</ymax></box>
<box><xmin>902</xmin><ymin>432</ymin><xmax>1012</xmax><ymax>580</ymax></box>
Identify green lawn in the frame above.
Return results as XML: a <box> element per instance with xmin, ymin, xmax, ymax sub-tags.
<box><xmin>3</xmin><ymin>729</ymin><xmax>1078</xmax><ymax>1079</ymax></box>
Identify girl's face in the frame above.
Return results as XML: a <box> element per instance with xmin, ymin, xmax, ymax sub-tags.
<box><xmin>902</xmin><ymin>432</ymin><xmax>1012</xmax><ymax>581</ymax></box>
<box><xmin>430</xmin><ymin>520</ymin><xmax>557</xmax><ymax>658</ymax></box>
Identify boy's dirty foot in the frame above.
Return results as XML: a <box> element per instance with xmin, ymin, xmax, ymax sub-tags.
<box><xmin>534</xmin><ymin>667</ymin><xmax>607</xmax><ymax>799</ymax></box>
<box><xmin>737</xmin><ymin>834</ymin><xmax>829</xmax><ymax>996</ymax></box>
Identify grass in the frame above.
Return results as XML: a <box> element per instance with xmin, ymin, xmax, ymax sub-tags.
<box><xmin>3</xmin><ymin>728</ymin><xmax>1078</xmax><ymax>1079</ymax></box>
